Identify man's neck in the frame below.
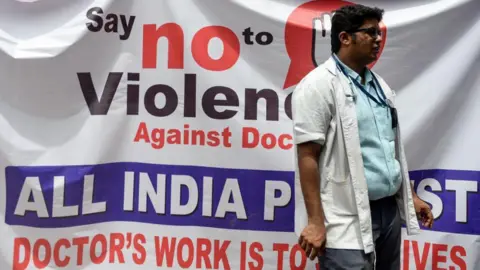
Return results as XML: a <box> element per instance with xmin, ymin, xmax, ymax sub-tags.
<box><xmin>336</xmin><ymin>52</ymin><xmax>366</xmax><ymax>80</ymax></box>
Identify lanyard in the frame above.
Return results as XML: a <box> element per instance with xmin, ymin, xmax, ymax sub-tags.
<box><xmin>333</xmin><ymin>57</ymin><xmax>388</xmax><ymax>107</ymax></box>
<box><xmin>350</xmin><ymin>75</ymin><xmax>388</xmax><ymax>107</ymax></box>
<box><xmin>333</xmin><ymin>56</ymin><xmax>398</xmax><ymax>128</ymax></box>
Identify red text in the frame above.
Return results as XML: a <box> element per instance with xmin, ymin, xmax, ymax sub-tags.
<box><xmin>143</xmin><ymin>23</ymin><xmax>240</xmax><ymax>71</ymax></box>
<box><xmin>134</xmin><ymin>122</ymin><xmax>232</xmax><ymax>149</ymax></box>
<box><xmin>242</xmin><ymin>127</ymin><xmax>292</xmax><ymax>150</ymax></box>
<box><xmin>403</xmin><ymin>240</ymin><xmax>467</xmax><ymax>270</ymax></box>
<box><xmin>155</xmin><ymin>236</ymin><xmax>230</xmax><ymax>269</ymax></box>
<box><xmin>13</xmin><ymin>233</ymin><xmax>146</xmax><ymax>270</ymax></box>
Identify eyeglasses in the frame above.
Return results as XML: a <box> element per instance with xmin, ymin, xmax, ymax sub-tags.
<box><xmin>350</xmin><ymin>27</ymin><xmax>382</xmax><ymax>38</ymax></box>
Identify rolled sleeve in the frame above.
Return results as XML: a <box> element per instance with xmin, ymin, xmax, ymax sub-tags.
<box><xmin>292</xmin><ymin>74</ymin><xmax>333</xmax><ymax>145</ymax></box>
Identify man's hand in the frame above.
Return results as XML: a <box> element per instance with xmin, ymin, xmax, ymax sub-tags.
<box><xmin>298</xmin><ymin>221</ymin><xmax>326</xmax><ymax>260</ymax></box>
<box><xmin>413</xmin><ymin>197</ymin><xmax>434</xmax><ymax>228</ymax></box>
<box><xmin>295</xmin><ymin>142</ymin><xmax>325</xmax><ymax>260</ymax></box>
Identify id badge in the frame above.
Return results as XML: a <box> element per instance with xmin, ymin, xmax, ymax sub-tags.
<box><xmin>391</xmin><ymin>107</ymin><xmax>398</xmax><ymax>128</ymax></box>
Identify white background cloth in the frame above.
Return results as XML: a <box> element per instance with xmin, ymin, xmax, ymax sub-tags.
<box><xmin>0</xmin><ymin>0</ymin><xmax>478</xmax><ymax>269</ymax></box>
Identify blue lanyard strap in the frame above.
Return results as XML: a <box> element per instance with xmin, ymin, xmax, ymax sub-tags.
<box><xmin>333</xmin><ymin>57</ymin><xmax>389</xmax><ymax>107</ymax></box>
<box><xmin>350</xmin><ymin>75</ymin><xmax>388</xmax><ymax>107</ymax></box>
<box><xmin>332</xmin><ymin>55</ymin><xmax>397</xmax><ymax>128</ymax></box>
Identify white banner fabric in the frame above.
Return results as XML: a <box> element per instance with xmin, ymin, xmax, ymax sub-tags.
<box><xmin>0</xmin><ymin>0</ymin><xmax>479</xmax><ymax>269</ymax></box>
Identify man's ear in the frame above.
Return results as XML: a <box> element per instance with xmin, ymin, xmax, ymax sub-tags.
<box><xmin>338</xmin><ymin>31</ymin><xmax>351</xmax><ymax>46</ymax></box>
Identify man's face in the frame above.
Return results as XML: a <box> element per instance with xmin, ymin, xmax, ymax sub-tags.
<box><xmin>349</xmin><ymin>18</ymin><xmax>383</xmax><ymax>64</ymax></box>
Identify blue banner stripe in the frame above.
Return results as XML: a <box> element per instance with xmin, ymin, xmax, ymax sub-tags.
<box><xmin>409</xmin><ymin>169</ymin><xmax>479</xmax><ymax>235</ymax></box>
<box><xmin>5</xmin><ymin>163</ymin><xmax>295</xmax><ymax>232</ymax></box>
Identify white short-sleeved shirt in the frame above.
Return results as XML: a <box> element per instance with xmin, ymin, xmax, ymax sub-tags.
<box><xmin>291</xmin><ymin>56</ymin><xmax>420</xmax><ymax>253</ymax></box>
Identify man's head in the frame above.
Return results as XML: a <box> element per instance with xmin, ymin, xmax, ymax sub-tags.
<box><xmin>331</xmin><ymin>4</ymin><xmax>384</xmax><ymax>65</ymax></box>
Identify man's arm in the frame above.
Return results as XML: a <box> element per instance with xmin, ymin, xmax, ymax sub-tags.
<box><xmin>291</xmin><ymin>76</ymin><xmax>332</xmax><ymax>221</ymax></box>
<box><xmin>297</xmin><ymin>142</ymin><xmax>325</xmax><ymax>224</ymax></box>
<box><xmin>409</xmin><ymin>173</ymin><xmax>434</xmax><ymax>228</ymax></box>
<box><xmin>297</xmin><ymin>141</ymin><xmax>327</xmax><ymax>259</ymax></box>
<box><xmin>291</xmin><ymin>75</ymin><xmax>332</xmax><ymax>260</ymax></box>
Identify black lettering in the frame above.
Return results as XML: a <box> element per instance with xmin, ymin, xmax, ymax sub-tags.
<box><xmin>202</xmin><ymin>87</ymin><xmax>238</xmax><ymax>120</ymax></box>
<box><xmin>144</xmin><ymin>85</ymin><xmax>178</xmax><ymax>117</ymax></box>
<box><xmin>255</xmin><ymin>32</ymin><xmax>273</xmax><ymax>45</ymax></box>
<box><xmin>86</xmin><ymin>7</ymin><xmax>104</xmax><ymax>32</ymax></box>
<box><xmin>79</xmin><ymin>72</ymin><xmax>290</xmax><ymax>120</ymax></box>
<box><xmin>127</xmin><ymin>73</ymin><xmax>140</xmax><ymax>115</ymax></box>
<box><xmin>245</xmin><ymin>89</ymin><xmax>279</xmax><ymax>121</ymax></box>
<box><xmin>104</xmin><ymin>14</ymin><xmax>118</xmax><ymax>33</ymax></box>
<box><xmin>285</xmin><ymin>92</ymin><xmax>292</xmax><ymax>120</ymax></box>
<box><xmin>242</xmin><ymin>27</ymin><xmax>255</xmax><ymax>45</ymax></box>
<box><xmin>184</xmin><ymin>74</ymin><xmax>197</xmax><ymax>118</ymax></box>
<box><xmin>120</xmin><ymin>15</ymin><xmax>136</xmax><ymax>40</ymax></box>
<box><xmin>78</xmin><ymin>72</ymin><xmax>123</xmax><ymax>115</ymax></box>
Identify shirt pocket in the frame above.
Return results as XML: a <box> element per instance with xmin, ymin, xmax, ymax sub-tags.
<box><xmin>326</xmin><ymin>174</ymin><xmax>358</xmax><ymax>216</ymax></box>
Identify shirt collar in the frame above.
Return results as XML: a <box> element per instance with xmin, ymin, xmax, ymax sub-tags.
<box><xmin>333</xmin><ymin>53</ymin><xmax>373</xmax><ymax>85</ymax></box>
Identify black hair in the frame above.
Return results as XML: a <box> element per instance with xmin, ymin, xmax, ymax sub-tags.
<box><xmin>331</xmin><ymin>4</ymin><xmax>384</xmax><ymax>53</ymax></box>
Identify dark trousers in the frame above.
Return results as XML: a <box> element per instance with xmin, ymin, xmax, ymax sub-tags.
<box><xmin>318</xmin><ymin>196</ymin><xmax>401</xmax><ymax>270</ymax></box>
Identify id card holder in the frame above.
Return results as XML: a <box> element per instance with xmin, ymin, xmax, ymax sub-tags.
<box><xmin>386</xmin><ymin>99</ymin><xmax>398</xmax><ymax>129</ymax></box>
<box><xmin>391</xmin><ymin>107</ymin><xmax>398</xmax><ymax>129</ymax></box>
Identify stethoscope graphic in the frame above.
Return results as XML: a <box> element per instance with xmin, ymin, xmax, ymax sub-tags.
<box><xmin>311</xmin><ymin>12</ymin><xmax>334</xmax><ymax>68</ymax></box>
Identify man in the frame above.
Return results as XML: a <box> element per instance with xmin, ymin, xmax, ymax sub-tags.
<box><xmin>292</xmin><ymin>4</ymin><xmax>434</xmax><ymax>269</ymax></box>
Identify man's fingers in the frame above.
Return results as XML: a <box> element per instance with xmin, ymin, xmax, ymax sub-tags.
<box><xmin>305</xmin><ymin>243</ymin><xmax>312</xmax><ymax>257</ymax></box>
<box><xmin>420</xmin><ymin>210</ymin><xmax>434</xmax><ymax>228</ymax></box>
<box><xmin>427</xmin><ymin>213</ymin><xmax>434</xmax><ymax>228</ymax></box>
<box><xmin>425</xmin><ymin>221</ymin><xmax>432</xmax><ymax>228</ymax></box>
<box><xmin>298</xmin><ymin>235</ymin><xmax>304</xmax><ymax>245</ymax></box>
<box><xmin>309</xmin><ymin>247</ymin><xmax>318</xmax><ymax>260</ymax></box>
<box><xmin>300</xmin><ymin>239</ymin><xmax>307</xmax><ymax>250</ymax></box>
<box><xmin>320</xmin><ymin>239</ymin><xmax>326</xmax><ymax>255</ymax></box>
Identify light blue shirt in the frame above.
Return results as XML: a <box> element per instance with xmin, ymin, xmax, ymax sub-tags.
<box><xmin>333</xmin><ymin>54</ymin><xmax>402</xmax><ymax>201</ymax></box>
